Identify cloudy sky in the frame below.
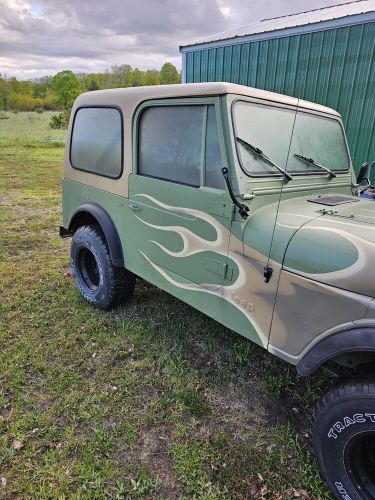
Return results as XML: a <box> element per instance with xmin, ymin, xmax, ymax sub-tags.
<box><xmin>0</xmin><ymin>0</ymin><xmax>353</xmax><ymax>79</ymax></box>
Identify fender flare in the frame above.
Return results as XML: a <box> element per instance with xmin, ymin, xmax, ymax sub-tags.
<box><xmin>297</xmin><ymin>327</ymin><xmax>375</xmax><ymax>376</ymax></box>
<box><xmin>68</xmin><ymin>203</ymin><xmax>124</xmax><ymax>267</ymax></box>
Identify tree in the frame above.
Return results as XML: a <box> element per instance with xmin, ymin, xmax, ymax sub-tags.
<box><xmin>144</xmin><ymin>69</ymin><xmax>160</xmax><ymax>86</ymax></box>
<box><xmin>87</xmin><ymin>79</ymin><xmax>99</xmax><ymax>91</ymax></box>
<box><xmin>9</xmin><ymin>76</ymin><xmax>21</xmax><ymax>94</ymax></box>
<box><xmin>160</xmin><ymin>63</ymin><xmax>180</xmax><ymax>85</ymax></box>
<box><xmin>0</xmin><ymin>74</ymin><xmax>10</xmax><ymax>111</ymax></box>
<box><xmin>33</xmin><ymin>82</ymin><xmax>46</xmax><ymax>98</ymax></box>
<box><xmin>51</xmin><ymin>70</ymin><xmax>82</xmax><ymax>110</ymax></box>
<box><xmin>131</xmin><ymin>68</ymin><xmax>143</xmax><ymax>87</ymax></box>
<box><xmin>109</xmin><ymin>64</ymin><xmax>132</xmax><ymax>88</ymax></box>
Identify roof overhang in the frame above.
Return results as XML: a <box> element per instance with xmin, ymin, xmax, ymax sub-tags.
<box><xmin>180</xmin><ymin>10</ymin><xmax>375</xmax><ymax>52</ymax></box>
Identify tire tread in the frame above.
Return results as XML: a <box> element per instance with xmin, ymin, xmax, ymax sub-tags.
<box><xmin>313</xmin><ymin>376</ymin><xmax>375</xmax><ymax>425</ymax></box>
<box><xmin>312</xmin><ymin>376</ymin><xmax>375</xmax><ymax>499</ymax></box>
<box><xmin>72</xmin><ymin>225</ymin><xmax>135</xmax><ymax>309</ymax></box>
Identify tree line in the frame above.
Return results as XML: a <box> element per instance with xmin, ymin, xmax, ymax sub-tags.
<box><xmin>0</xmin><ymin>62</ymin><xmax>180</xmax><ymax>113</ymax></box>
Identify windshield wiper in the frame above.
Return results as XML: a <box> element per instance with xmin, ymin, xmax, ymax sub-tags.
<box><xmin>236</xmin><ymin>137</ymin><xmax>293</xmax><ymax>182</ymax></box>
<box><xmin>293</xmin><ymin>154</ymin><xmax>336</xmax><ymax>180</ymax></box>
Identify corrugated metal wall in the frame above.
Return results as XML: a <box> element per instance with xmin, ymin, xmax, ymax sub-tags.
<box><xmin>184</xmin><ymin>22</ymin><xmax>375</xmax><ymax>173</ymax></box>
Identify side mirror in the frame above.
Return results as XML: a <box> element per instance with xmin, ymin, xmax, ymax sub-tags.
<box><xmin>357</xmin><ymin>162</ymin><xmax>369</xmax><ymax>185</ymax></box>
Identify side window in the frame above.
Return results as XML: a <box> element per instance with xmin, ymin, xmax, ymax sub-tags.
<box><xmin>205</xmin><ymin>105</ymin><xmax>225</xmax><ymax>189</ymax></box>
<box><xmin>138</xmin><ymin>105</ymin><xmax>204</xmax><ymax>186</ymax></box>
<box><xmin>70</xmin><ymin>107</ymin><xmax>122</xmax><ymax>178</ymax></box>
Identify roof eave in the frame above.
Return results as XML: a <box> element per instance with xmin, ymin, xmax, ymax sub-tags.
<box><xmin>180</xmin><ymin>10</ymin><xmax>375</xmax><ymax>52</ymax></box>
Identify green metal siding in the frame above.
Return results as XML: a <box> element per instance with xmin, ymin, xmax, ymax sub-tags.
<box><xmin>185</xmin><ymin>22</ymin><xmax>375</xmax><ymax>172</ymax></box>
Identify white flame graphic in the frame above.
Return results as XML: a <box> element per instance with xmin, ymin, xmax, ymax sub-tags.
<box><xmin>134</xmin><ymin>193</ymin><xmax>269</xmax><ymax>346</ymax></box>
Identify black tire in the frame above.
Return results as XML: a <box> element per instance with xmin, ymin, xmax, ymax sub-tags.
<box><xmin>312</xmin><ymin>377</ymin><xmax>375</xmax><ymax>500</ymax></box>
<box><xmin>70</xmin><ymin>224</ymin><xmax>135</xmax><ymax>309</ymax></box>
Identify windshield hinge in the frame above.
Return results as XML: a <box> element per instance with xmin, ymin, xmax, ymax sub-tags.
<box><xmin>221</xmin><ymin>167</ymin><xmax>249</xmax><ymax>220</ymax></box>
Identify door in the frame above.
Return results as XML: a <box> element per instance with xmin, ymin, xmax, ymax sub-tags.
<box><xmin>128</xmin><ymin>98</ymin><xmax>234</xmax><ymax>291</ymax></box>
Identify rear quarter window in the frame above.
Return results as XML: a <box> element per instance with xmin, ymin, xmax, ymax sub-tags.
<box><xmin>70</xmin><ymin>107</ymin><xmax>123</xmax><ymax>178</ymax></box>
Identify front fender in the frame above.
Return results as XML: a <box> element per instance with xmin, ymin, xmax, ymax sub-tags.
<box><xmin>297</xmin><ymin>327</ymin><xmax>375</xmax><ymax>376</ymax></box>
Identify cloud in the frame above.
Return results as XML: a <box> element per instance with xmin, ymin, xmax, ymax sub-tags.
<box><xmin>0</xmin><ymin>0</ymin><xmax>355</xmax><ymax>79</ymax></box>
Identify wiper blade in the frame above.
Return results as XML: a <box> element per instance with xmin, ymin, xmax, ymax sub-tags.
<box><xmin>293</xmin><ymin>154</ymin><xmax>336</xmax><ymax>179</ymax></box>
<box><xmin>236</xmin><ymin>137</ymin><xmax>293</xmax><ymax>182</ymax></box>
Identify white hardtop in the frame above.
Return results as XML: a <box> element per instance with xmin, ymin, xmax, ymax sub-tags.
<box><xmin>74</xmin><ymin>82</ymin><xmax>341</xmax><ymax>118</ymax></box>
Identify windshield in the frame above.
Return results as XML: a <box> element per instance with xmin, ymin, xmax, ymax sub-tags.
<box><xmin>233</xmin><ymin>100</ymin><xmax>350</xmax><ymax>177</ymax></box>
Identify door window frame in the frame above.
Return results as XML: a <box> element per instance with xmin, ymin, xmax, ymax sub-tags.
<box><xmin>133</xmin><ymin>97</ymin><xmax>228</xmax><ymax>191</ymax></box>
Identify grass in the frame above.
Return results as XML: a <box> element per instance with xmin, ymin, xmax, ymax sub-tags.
<box><xmin>0</xmin><ymin>110</ymin><xmax>65</xmax><ymax>148</ymax></box>
<box><xmin>0</xmin><ymin>112</ymin><xmax>334</xmax><ymax>498</ymax></box>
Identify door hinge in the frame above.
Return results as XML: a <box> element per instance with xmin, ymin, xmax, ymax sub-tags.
<box><xmin>263</xmin><ymin>266</ymin><xmax>273</xmax><ymax>283</ymax></box>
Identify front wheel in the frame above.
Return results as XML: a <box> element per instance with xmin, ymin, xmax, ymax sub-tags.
<box><xmin>71</xmin><ymin>225</ymin><xmax>135</xmax><ymax>309</ymax></box>
<box><xmin>312</xmin><ymin>377</ymin><xmax>375</xmax><ymax>500</ymax></box>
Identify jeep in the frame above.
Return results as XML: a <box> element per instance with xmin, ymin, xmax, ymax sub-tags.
<box><xmin>60</xmin><ymin>83</ymin><xmax>375</xmax><ymax>499</ymax></box>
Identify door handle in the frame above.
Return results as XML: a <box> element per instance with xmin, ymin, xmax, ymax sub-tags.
<box><xmin>129</xmin><ymin>203</ymin><xmax>140</xmax><ymax>212</ymax></box>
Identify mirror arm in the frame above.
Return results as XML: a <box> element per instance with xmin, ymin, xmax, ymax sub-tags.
<box><xmin>355</xmin><ymin>161</ymin><xmax>375</xmax><ymax>196</ymax></box>
<box><xmin>356</xmin><ymin>162</ymin><xmax>369</xmax><ymax>186</ymax></box>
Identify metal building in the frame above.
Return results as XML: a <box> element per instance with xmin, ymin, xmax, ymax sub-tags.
<box><xmin>180</xmin><ymin>0</ymin><xmax>375</xmax><ymax>173</ymax></box>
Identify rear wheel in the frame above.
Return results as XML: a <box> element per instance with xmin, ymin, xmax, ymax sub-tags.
<box><xmin>312</xmin><ymin>377</ymin><xmax>375</xmax><ymax>499</ymax></box>
<box><xmin>71</xmin><ymin>225</ymin><xmax>135</xmax><ymax>309</ymax></box>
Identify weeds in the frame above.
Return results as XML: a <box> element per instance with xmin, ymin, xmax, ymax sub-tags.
<box><xmin>0</xmin><ymin>112</ymin><xmax>333</xmax><ymax>498</ymax></box>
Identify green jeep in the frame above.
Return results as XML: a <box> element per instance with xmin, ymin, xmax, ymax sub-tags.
<box><xmin>60</xmin><ymin>83</ymin><xmax>375</xmax><ymax>499</ymax></box>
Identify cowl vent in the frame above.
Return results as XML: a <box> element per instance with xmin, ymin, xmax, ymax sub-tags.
<box><xmin>308</xmin><ymin>195</ymin><xmax>359</xmax><ymax>206</ymax></box>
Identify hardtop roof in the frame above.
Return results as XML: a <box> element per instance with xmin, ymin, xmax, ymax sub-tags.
<box><xmin>74</xmin><ymin>82</ymin><xmax>340</xmax><ymax>117</ymax></box>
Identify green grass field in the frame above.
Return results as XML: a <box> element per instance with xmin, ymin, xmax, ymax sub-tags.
<box><xmin>0</xmin><ymin>112</ymin><xmax>333</xmax><ymax>498</ymax></box>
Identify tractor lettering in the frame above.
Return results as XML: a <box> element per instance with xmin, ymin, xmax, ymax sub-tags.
<box><xmin>353</xmin><ymin>413</ymin><xmax>365</xmax><ymax>423</ymax></box>
<box><xmin>333</xmin><ymin>421</ymin><xmax>345</xmax><ymax>433</ymax></box>
<box><xmin>328</xmin><ymin>428</ymin><xmax>337</xmax><ymax>439</ymax></box>
<box><xmin>343</xmin><ymin>416</ymin><xmax>355</xmax><ymax>427</ymax></box>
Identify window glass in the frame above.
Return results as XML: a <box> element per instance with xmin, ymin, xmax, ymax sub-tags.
<box><xmin>139</xmin><ymin>106</ymin><xmax>203</xmax><ymax>186</ymax></box>
<box><xmin>234</xmin><ymin>101</ymin><xmax>295</xmax><ymax>176</ymax></box>
<box><xmin>287</xmin><ymin>112</ymin><xmax>350</xmax><ymax>172</ymax></box>
<box><xmin>233</xmin><ymin>101</ymin><xmax>350</xmax><ymax>176</ymax></box>
<box><xmin>205</xmin><ymin>105</ymin><xmax>225</xmax><ymax>189</ymax></box>
<box><xmin>71</xmin><ymin>107</ymin><xmax>122</xmax><ymax>178</ymax></box>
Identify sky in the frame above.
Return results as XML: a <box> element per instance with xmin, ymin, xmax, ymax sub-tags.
<box><xmin>0</xmin><ymin>0</ymin><xmax>355</xmax><ymax>79</ymax></box>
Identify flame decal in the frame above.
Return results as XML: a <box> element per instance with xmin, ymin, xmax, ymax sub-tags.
<box><xmin>134</xmin><ymin>193</ymin><xmax>227</xmax><ymax>258</ymax></box>
<box><xmin>289</xmin><ymin>223</ymin><xmax>375</xmax><ymax>282</ymax></box>
<box><xmin>134</xmin><ymin>193</ymin><xmax>269</xmax><ymax>346</ymax></box>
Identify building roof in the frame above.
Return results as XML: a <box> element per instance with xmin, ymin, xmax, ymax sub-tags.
<box><xmin>180</xmin><ymin>0</ymin><xmax>375</xmax><ymax>50</ymax></box>
<box><xmin>75</xmin><ymin>82</ymin><xmax>340</xmax><ymax>117</ymax></box>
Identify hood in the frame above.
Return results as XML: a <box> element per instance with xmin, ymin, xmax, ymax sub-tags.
<box><xmin>283</xmin><ymin>196</ymin><xmax>375</xmax><ymax>297</ymax></box>
<box><xmin>243</xmin><ymin>193</ymin><xmax>342</xmax><ymax>265</ymax></box>
<box><xmin>316</xmin><ymin>197</ymin><xmax>375</xmax><ymax>225</ymax></box>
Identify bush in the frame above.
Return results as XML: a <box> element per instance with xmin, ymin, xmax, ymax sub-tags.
<box><xmin>35</xmin><ymin>108</ymin><xmax>44</xmax><ymax>114</ymax></box>
<box><xmin>7</xmin><ymin>92</ymin><xmax>53</xmax><ymax>112</ymax></box>
<box><xmin>49</xmin><ymin>113</ymin><xmax>64</xmax><ymax>129</ymax></box>
<box><xmin>49</xmin><ymin>111</ymin><xmax>70</xmax><ymax>129</ymax></box>
<box><xmin>0</xmin><ymin>112</ymin><xmax>9</xmax><ymax>120</ymax></box>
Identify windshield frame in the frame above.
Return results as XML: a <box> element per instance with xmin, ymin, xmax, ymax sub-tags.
<box><xmin>231</xmin><ymin>97</ymin><xmax>351</xmax><ymax>179</ymax></box>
